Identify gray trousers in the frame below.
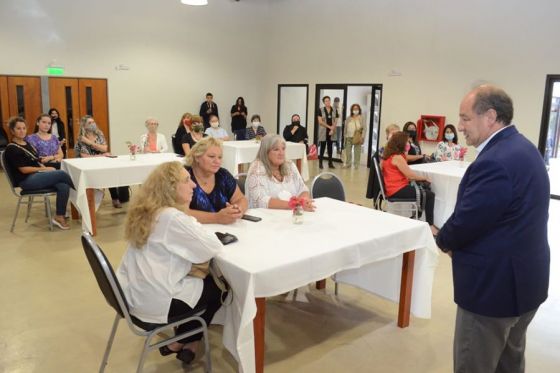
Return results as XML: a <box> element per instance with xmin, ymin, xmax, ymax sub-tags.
<box><xmin>454</xmin><ymin>306</ymin><xmax>538</xmax><ymax>373</ymax></box>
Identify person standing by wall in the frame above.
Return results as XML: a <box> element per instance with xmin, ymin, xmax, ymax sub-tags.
<box><xmin>333</xmin><ymin>97</ymin><xmax>343</xmax><ymax>154</ymax></box>
<box><xmin>436</xmin><ymin>85</ymin><xmax>550</xmax><ymax>373</ymax></box>
<box><xmin>199</xmin><ymin>92</ymin><xmax>219</xmax><ymax>129</ymax></box>
<box><xmin>230</xmin><ymin>97</ymin><xmax>248</xmax><ymax>140</ymax></box>
<box><xmin>317</xmin><ymin>96</ymin><xmax>338</xmax><ymax>169</ymax></box>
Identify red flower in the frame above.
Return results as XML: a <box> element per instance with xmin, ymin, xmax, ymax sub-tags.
<box><xmin>288</xmin><ymin>196</ymin><xmax>304</xmax><ymax>211</ymax></box>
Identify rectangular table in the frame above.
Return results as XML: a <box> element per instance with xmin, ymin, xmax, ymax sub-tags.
<box><xmin>410</xmin><ymin>160</ymin><xmax>469</xmax><ymax>227</ymax></box>
<box><xmin>208</xmin><ymin>198</ymin><xmax>439</xmax><ymax>373</ymax></box>
<box><xmin>222</xmin><ymin>140</ymin><xmax>309</xmax><ymax>180</ymax></box>
<box><xmin>61</xmin><ymin>153</ymin><xmax>182</xmax><ymax>235</ymax></box>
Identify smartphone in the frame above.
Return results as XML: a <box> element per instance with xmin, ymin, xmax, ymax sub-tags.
<box><xmin>105</xmin><ymin>155</ymin><xmax>118</xmax><ymax>158</ymax></box>
<box><xmin>215</xmin><ymin>232</ymin><xmax>238</xmax><ymax>245</ymax></box>
<box><xmin>242</xmin><ymin>214</ymin><xmax>262</xmax><ymax>222</ymax></box>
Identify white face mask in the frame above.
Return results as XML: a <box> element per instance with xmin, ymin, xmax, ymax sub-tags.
<box><xmin>252</xmin><ymin>121</ymin><xmax>260</xmax><ymax>127</ymax></box>
<box><xmin>352</xmin><ymin>110</ymin><xmax>360</xmax><ymax>116</ymax></box>
<box><xmin>210</xmin><ymin>121</ymin><xmax>219</xmax><ymax>128</ymax></box>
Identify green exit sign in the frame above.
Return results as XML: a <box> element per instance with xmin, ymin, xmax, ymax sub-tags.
<box><xmin>47</xmin><ymin>66</ymin><xmax>64</xmax><ymax>75</ymax></box>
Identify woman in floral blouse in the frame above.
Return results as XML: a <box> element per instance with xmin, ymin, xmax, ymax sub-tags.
<box><xmin>434</xmin><ymin>124</ymin><xmax>464</xmax><ymax>161</ymax></box>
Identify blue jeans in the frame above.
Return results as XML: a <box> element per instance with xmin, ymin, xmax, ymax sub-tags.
<box><xmin>19</xmin><ymin>170</ymin><xmax>74</xmax><ymax>216</ymax></box>
<box><xmin>233</xmin><ymin>129</ymin><xmax>247</xmax><ymax>141</ymax></box>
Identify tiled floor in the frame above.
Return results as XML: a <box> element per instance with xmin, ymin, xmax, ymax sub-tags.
<box><xmin>0</xmin><ymin>160</ymin><xmax>558</xmax><ymax>372</ymax></box>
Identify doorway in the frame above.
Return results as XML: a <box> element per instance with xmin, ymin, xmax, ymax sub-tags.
<box><xmin>538</xmin><ymin>75</ymin><xmax>560</xmax><ymax>199</ymax></box>
<box><xmin>314</xmin><ymin>84</ymin><xmax>382</xmax><ymax>166</ymax></box>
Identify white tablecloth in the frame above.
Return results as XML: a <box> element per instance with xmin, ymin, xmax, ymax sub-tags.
<box><xmin>410</xmin><ymin>160</ymin><xmax>469</xmax><ymax>228</ymax></box>
<box><xmin>61</xmin><ymin>153</ymin><xmax>182</xmax><ymax>233</ymax></box>
<box><xmin>222</xmin><ymin>140</ymin><xmax>309</xmax><ymax>180</ymax></box>
<box><xmin>208</xmin><ymin>198</ymin><xmax>439</xmax><ymax>373</ymax></box>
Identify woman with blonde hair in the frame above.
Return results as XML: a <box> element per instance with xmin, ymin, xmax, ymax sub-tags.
<box><xmin>186</xmin><ymin>137</ymin><xmax>247</xmax><ymax>224</ymax></box>
<box><xmin>245</xmin><ymin>134</ymin><xmax>315</xmax><ymax>210</ymax></box>
<box><xmin>173</xmin><ymin>112</ymin><xmax>193</xmax><ymax>155</ymax></box>
<box><xmin>140</xmin><ymin>117</ymin><xmax>168</xmax><ymax>153</ymax></box>
<box><xmin>117</xmin><ymin>161</ymin><xmax>224</xmax><ymax>365</ymax></box>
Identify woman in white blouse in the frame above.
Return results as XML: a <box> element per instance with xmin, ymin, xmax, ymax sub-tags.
<box><xmin>140</xmin><ymin>117</ymin><xmax>168</xmax><ymax>153</ymax></box>
<box><xmin>117</xmin><ymin>161</ymin><xmax>223</xmax><ymax>365</ymax></box>
<box><xmin>246</xmin><ymin>134</ymin><xmax>315</xmax><ymax>211</ymax></box>
<box><xmin>433</xmin><ymin>124</ymin><xmax>464</xmax><ymax>161</ymax></box>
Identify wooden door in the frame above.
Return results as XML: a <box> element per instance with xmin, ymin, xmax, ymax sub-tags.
<box><xmin>0</xmin><ymin>76</ymin><xmax>9</xmax><ymax>140</ymax></box>
<box><xmin>78</xmin><ymin>79</ymin><xmax>110</xmax><ymax>149</ymax></box>
<box><xmin>6</xmin><ymin>76</ymin><xmax>42</xmax><ymax>134</ymax></box>
<box><xmin>49</xmin><ymin>78</ymin><xmax>80</xmax><ymax>157</ymax></box>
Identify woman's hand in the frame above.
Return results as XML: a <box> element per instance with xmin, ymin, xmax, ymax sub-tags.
<box><xmin>301</xmin><ymin>198</ymin><xmax>316</xmax><ymax>212</ymax></box>
<box><xmin>217</xmin><ymin>203</ymin><xmax>243</xmax><ymax>224</ymax></box>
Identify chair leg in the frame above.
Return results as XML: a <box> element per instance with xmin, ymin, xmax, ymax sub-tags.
<box><xmin>10</xmin><ymin>197</ymin><xmax>23</xmax><ymax>232</ymax></box>
<box><xmin>202</xmin><ymin>322</ymin><xmax>212</xmax><ymax>373</ymax></box>
<box><xmin>334</xmin><ymin>282</ymin><xmax>339</xmax><ymax>296</ymax></box>
<box><xmin>100</xmin><ymin>314</ymin><xmax>120</xmax><ymax>373</ymax></box>
<box><xmin>136</xmin><ymin>335</ymin><xmax>153</xmax><ymax>373</ymax></box>
<box><xmin>25</xmin><ymin>196</ymin><xmax>34</xmax><ymax>223</ymax></box>
<box><xmin>45</xmin><ymin>196</ymin><xmax>54</xmax><ymax>231</ymax></box>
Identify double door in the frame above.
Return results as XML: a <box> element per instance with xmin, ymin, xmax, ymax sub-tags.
<box><xmin>0</xmin><ymin>75</ymin><xmax>109</xmax><ymax>157</ymax></box>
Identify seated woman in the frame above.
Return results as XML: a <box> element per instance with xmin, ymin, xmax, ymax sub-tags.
<box><xmin>434</xmin><ymin>124</ymin><xmax>465</xmax><ymax>161</ymax></box>
<box><xmin>378</xmin><ymin>123</ymin><xmax>400</xmax><ymax>159</ymax></box>
<box><xmin>174</xmin><ymin>112</ymin><xmax>193</xmax><ymax>155</ymax></box>
<box><xmin>186</xmin><ymin>137</ymin><xmax>247</xmax><ymax>224</ymax></box>
<box><xmin>246</xmin><ymin>134</ymin><xmax>315</xmax><ymax>211</ymax></box>
<box><xmin>182</xmin><ymin>116</ymin><xmax>207</xmax><ymax>155</ymax></box>
<box><xmin>25</xmin><ymin>114</ymin><xmax>64</xmax><ymax>169</ymax></box>
<box><xmin>282</xmin><ymin>114</ymin><xmax>308</xmax><ymax>145</ymax></box>
<box><xmin>382</xmin><ymin>131</ymin><xmax>438</xmax><ymax>235</ymax></box>
<box><xmin>246</xmin><ymin>114</ymin><xmax>267</xmax><ymax>140</ymax></box>
<box><xmin>403</xmin><ymin>121</ymin><xmax>425</xmax><ymax>164</ymax></box>
<box><xmin>4</xmin><ymin>116</ymin><xmax>74</xmax><ymax>230</ymax></box>
<box><xmin>140</xmin><ymin>117</ymin><xmax>168</xmax><ymax>153</ymax></box>
<box><xmin>117</xmin><ymin>161</ymin><xmax>224</xmax><ymax>365</ymax></box>
<box><xmin>74</xmin><ymin>115</ymin><xmax>122</xmax><ymax>208</ymax></box>
<box><xmin>204</xmin><ymin>115</ymin><xmax>230</xmax><ymax>141</ymax></box>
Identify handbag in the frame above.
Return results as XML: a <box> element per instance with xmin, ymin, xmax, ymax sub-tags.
<box><xmin>188</xmin><ymin>260</ymin><xmax>231</xmax><ymax>305</ymax></box>
<box><xmin>352</xmin><ymin>127</ymin><xmax>364</xmax><ymax>145</ymax></box>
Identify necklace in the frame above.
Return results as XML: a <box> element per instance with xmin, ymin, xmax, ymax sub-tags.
<box><xmin>193</xmin><ymin>169</ymin><xmax>214</xmax><ymax>186</ymax></box>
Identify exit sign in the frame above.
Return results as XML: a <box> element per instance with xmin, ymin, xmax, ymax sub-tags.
<box><xmin>47</xmin><ymin>67</ymin><xmax>64</xmax><ymax>75</ymax></box>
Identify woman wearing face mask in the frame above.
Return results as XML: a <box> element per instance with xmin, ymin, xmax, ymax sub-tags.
<box><xmin>173</xmin><ymin>113</ymin><xmax>193</xmax><ymax>155</ymax></box>
<box><xmin>283</xmin><ymin>114</ymin><xmax>308</xmax><ymax>146</ymax></box>
<box><xmin>434</xmin><ymin>124</ymin><xmax>464</xmax><ymax>161</ymax></box>
<box><xmin>246</xmin><ymin>114</ymin><xmax>267</xmax><ymax>140</ymax></box>
<box><xmin>382</xmin><ymin>132</ymin><xmax>438</xmax><ymax>236</ymax></box>
<box><xmin>403</xmin><ymin>121</ymin><xmax>425</xmax><ymax>164</ymax></box>
<box><xmin>75</xmin><ymin>115</ymin><xmax>123</xmax><ymax>208</ymax></box>
<box><xmin>26</xmin><ymin>114</ymin><xmax>64</xmax><ymax>170</ymax></box>
<box><xmin>141</xmin><ymin>117</ymin><xmax>168</xmax><ymax>153</ymax></box>
<box><xmin>181</xmin><ymin>116</ymin><xmax>207</xmax><ymax>155</ymax></box>
<box><xmin>342</xmin><ymin>104</ymin><xmax>364</xmax><ymax>169</ymax></box>
<box><xmin>204</xmin><ymin>115</ymin><xmax>229</xmax><ymax>141</ymax></box>
<box><xmin>230</xmin><ymin>97</ymin><xmax>248</xmax><ymax>140</ymax></box>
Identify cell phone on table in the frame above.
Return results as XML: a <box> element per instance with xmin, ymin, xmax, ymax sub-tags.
<box><xmin>242</xmin><ymin>214</ymin><xmax>262</xmax><ymax>222</ymax></box>
<box><xmin>215</xmin><ymin>232</ymin><xmax>238</xmax><ymax>245</ymax></box>
<box><xmin>105</xmin><ymin>155</ymin><xmax>118</xmax><ymax>158</ymax></box>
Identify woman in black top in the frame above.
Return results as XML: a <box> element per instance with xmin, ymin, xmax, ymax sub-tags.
<box><xmin>181</xmin><ymin>116</ymin><xmax>208</xmax><ymax>155</ymax></box>
<box><xmin>4</xmin><ymin>117</ymin><xmax>74</xmax><ymax>230</ymax></box>
<box><xmin>230</xmin><ymin>97</ymin><xmax>248</xmax><ymax>140</ymax></box>
<box><xmin>403</xmin><ymin>121</ymin><xmax>425</xmax><ymax>164</ymax></box>
<box><xmin>48</xmin><ymin>108</ymin><xmax>67</xmax><ymax>157</ymax></box>
<box><xmin>173</xmin><ymin>112</ymin><xmax>193</xmax><ymax>155</ymax></box>
<box><xmin>283</xmin><ymin>114</ymin><xmax>308</xmax><ymax>151</ymax></box>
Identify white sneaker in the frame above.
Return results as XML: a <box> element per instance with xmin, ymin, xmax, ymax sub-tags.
<box><xmin>52</xmin><ymin>218</ymin><xmax>70</xmax><ymax>230</ymax></box>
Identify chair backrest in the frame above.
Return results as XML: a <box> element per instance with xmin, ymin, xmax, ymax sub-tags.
<box><xmin>0</xmin><ymin>126</ymin><xmax>8</xmax><ymax>151</ymax></box>
<box><xmin>310</xmin><ymin>172</ymin><xmax>345</xmax><ymax>201</ymax></box>
<box><xmin>0</xmin><ymin>149</ymin><xmax>21</xmax><ymax>197</ymax></box>
<box><xmin>171</xmin><ymin>134</ymin><xmax>182</xmax><ymax>154</ymax></box>
<box><xmin>371</xmin><ymin>157</ymin><xmax>387</xmax><ymax>200</ymax></box>
<box><xmin>235</xmin><ymin>173</ymin><xmax>247</xmax><ymax>195</ymax></box>
<box><xmin>81</xmin><ymin>233</ymin><xmax>129</xmax><ymax>320</ymax></box>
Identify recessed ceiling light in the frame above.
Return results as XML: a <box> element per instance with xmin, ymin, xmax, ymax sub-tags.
<box><xmin>181</xmin><ymin>0</ymin><xmax>208</xmax><ymax>5</ymax></box>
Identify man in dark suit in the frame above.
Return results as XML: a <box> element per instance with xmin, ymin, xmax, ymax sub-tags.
<box><xmin>199</xmin><ymin>92</ymin><xmax>219</xmax><ymax>129</ymax></box>
<box><xmin>437</xmin><ymin>85</ymin><xmax>550</xmax><ymax>373</ymax></box>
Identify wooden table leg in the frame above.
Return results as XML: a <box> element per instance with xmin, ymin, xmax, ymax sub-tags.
<box><xmin>254</xmin><ymin>297</ymin><xmax>266</xmax><ymax>373</ymax></box>
<box><xmin>315</xmin><ymin>279</ymin><xmax>326</xmax><ymax>289</ymax></box>
<box><xmin>398</xmin><ymin>250</ymin><xmax>415</xmax><ymax>328</ymax></box>
<box><xmin>86</xmin><ymin>188</ymin><xmax>97</xmax><ymax>236</ymax></box>
<box><xmin>70</xmin><ymin>204</ymin><xmax>80</xmax><ymax>220</ymax></box>
<box><xmin>296</xmin><ymin>159</ymin><xmax>302</xmax><ymax>173</ymax></box>
<box><xmin>238</xmin><ymin>163</ymin><xmax>243</xmax><ymax>175</ymax></box>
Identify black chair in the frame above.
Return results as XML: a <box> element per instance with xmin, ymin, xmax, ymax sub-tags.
<box><xmin>1</xmin><ymin>150</ymin><xmax>57</xmax><ymax>232</ymax></box>
<box><xmin>235</xmin><ymin>172</ymin><xmax>247</xmax><ymax>194</ymax></box>
<box><xmin>81</xmin><ymin>233</ymin><xmax>212</xmax><ymax>373</ymax></box>
<box><xmin>171</xmin><ymin>134</ymin><xmax>183</xmax><ymax>155</ymax></box>
<box><xmin>0</xmin><ymin>126</ymin><xmax>8</xmax><ymax>155</ymax></box>
<box><xmin>310</xmin><ymin>172</ymin><xmax>346</xmax><ymax>202</ymax></box>
<box><xmin>372</xmin><ymin>157</ymin><xmax>418</xmax><ymax>219</ymax></box>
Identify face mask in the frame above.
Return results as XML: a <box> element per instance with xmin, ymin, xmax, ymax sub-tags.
<box><xmin>292</xmin><ymin>120</ymin><xmax>300</xmax><ymax>126</ymax></box>
<box><xmin>252</xmin><ymin>121</ymin><xmax>260</xmax><ymax>127</ymax></box>
<box><xmin>445</xmin><ymin>133</ymin><xmax>455</xmax><ymax>141</ymax></box>
<box><xmin>408</xmin><ymin>130</ymin><xmax>416</xmax><ymax>139</ymax></box>
<box><xmin>86</xmin><ymin>123</ymin><xmax>97</xmax><ymax>132</ymax></box>
<box><xmin>405</xmin><ymin>143</ymin><xmax>411</xmax><ymax>153</ymax></box>
<box><xmin>193</xmin><ymin>124</ymin><xmax>204</xmax><ymax>133</ymax></box>
<box><xmin>210</xmin><ymin>121</ymin><xmax>219</xmax><ymax>128</ymax></box>
<box><xmin>352</xmin><ymin>110</ymin><xmax>360</xmax><ymax>116</ymax></box>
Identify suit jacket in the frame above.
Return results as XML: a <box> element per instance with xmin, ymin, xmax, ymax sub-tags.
<box><xmin>199</xmin><ymin>101</ymin><xmax>219</xmax><ymax>127</ymax></box>
<box><xmin>436</xmin><ymin>125</ymin><xmax>550</xmax><ymax>317</ymax></box>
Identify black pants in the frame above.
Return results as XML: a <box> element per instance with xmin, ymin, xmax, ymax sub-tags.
<box><xmin>391</xmin><ymin>185</ymin><xmax>435</xmax><ymax>226</ymax></box>
<box><xmin>319</xmin><ymin>136</ymin><xmax>334</xmax><ymax>164</ymax></box>
<box><xmin>168</xmin><ymin>276</ymin><xmax>224</xmax><ymax>344</ymax></box>
<box><xmin>109</xmin><ymin>187</ymin><xmax>119</xmax><ymax>200</ymax></box>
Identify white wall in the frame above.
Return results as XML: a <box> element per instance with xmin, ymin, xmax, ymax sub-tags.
<box><xmin>2</xmin><ymin>0</ymin><xmax>560</xmax><ymax>158</ymax></box>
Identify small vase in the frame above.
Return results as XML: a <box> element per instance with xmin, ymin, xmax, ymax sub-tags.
<box><xmin>292</xmin><ymin>206</ymin><xmax>304</xmax><ymax>224</ymax></box>
<box><xmin>130</xmin><ymin>153</ymin><xmax>136</xmax><ymax>160</ymax></box>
